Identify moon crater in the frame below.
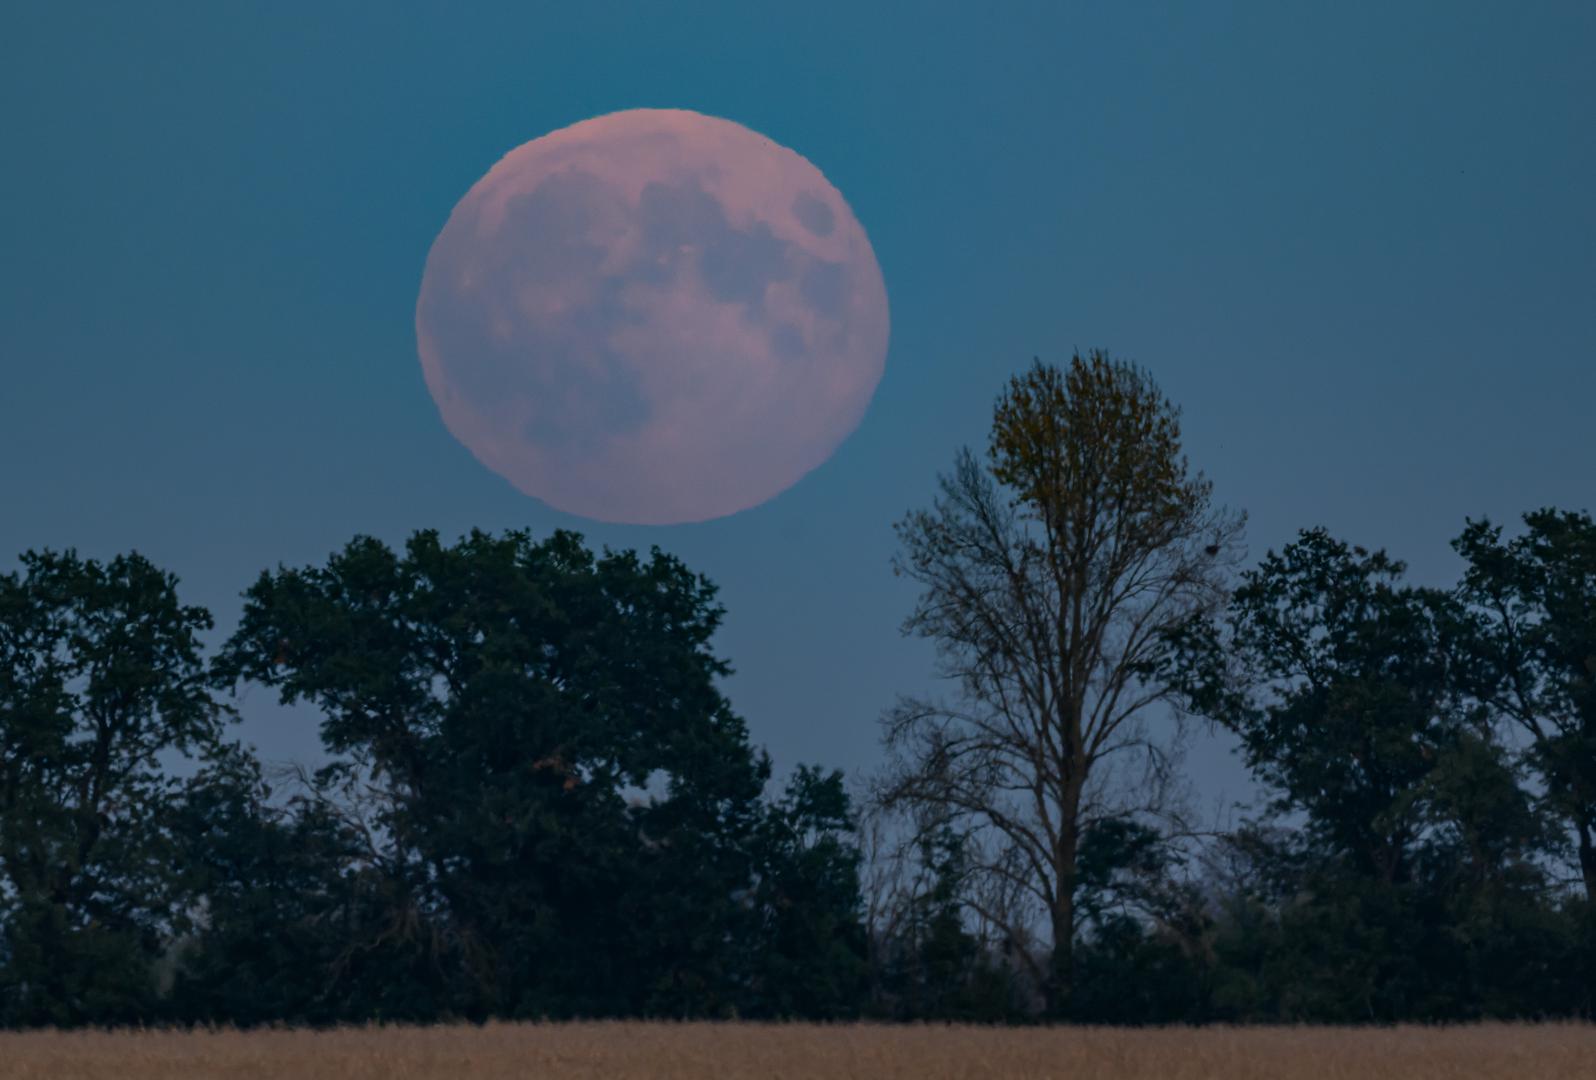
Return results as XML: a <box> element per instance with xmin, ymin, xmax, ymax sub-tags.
<box><xmin>416</xmin><ymin>109</ymin><xmax>889</xmax><ymax>524</ymax></box>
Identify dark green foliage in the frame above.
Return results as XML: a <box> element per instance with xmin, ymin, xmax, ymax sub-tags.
<box><xmin>202</xmin><ymin>528</ymin><xmax>865</xmax><ymax>1022</ymax></box>
<box><xmin>1069</xmin><ymin>914</ymin><xmax>1212</xmax><ymax>1024</ymax></box>
<box><xmin>1066</xmin><ymin>817</ymin><xmax>1215</xmax><ymax>1024</ymax></box>
<box><xmin>4</xmin><ymin>509</ymin><xmax>1595</xmax><ymax>1027</ymax></box>
<box><xmin>1173</xmin><ymin>529</ymin><xmax>1473</xmax><ymax>882</ymax></box>
<box><xmin>1455</xmin><ymin>509</ymin><xmax>1596</xmax><ymax>900</ymax></box>
<box><xmin>866</xmin><ymin>827</ymin><xmax>1025</xmax><ymax>1022</ymax></box>
<box><xmin>167</xmin><ymin>750</ymin><xmax>432</xmax><ymax>1025</ymax></box>
<box><xmin>0</xmin><ymin>550</ymin><xmax>226</xmax><ymax>1026</ymax></box>
<box><xmin>1187</xmin><ymin>827</ymin><xmax>1587</xmax><ymax>1023</ymax></box>
<box><xmin>1160</xmin><ymin>526</ymin><xmax>1590</xmax><ymax>1022</ymax></box>
<box><xmin>741</xmin><ymin>767</ymin><xmax>869</xmax><ymax>1018</ymax></box>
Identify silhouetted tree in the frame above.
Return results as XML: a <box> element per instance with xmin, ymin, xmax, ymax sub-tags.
<box><xmin>213</xmin><ymin>528</ymin><xmax>858</xmax><ymax>1020</ymax></box>
<box><xmin>1171</xmin><ymin>530</ymin><xmax>1475</xmax><ymax>883</ymax></box>
<box><xmin>1168</xmin><ymin>529</ymin><xmax>1566</xmax><ymax>1020</ymax></box>
<box><xmin>878</xmin><ymin>351</ymin><xmax>1242</xmax><ymax>1013</ymax></box>
<box><xmin>740</xmin><ymin>766</ymin><xmax>869</xmax><ymax>1018</ymax></box>
<box><xmin>9</xmin><ymin>510</ymin><xmax>1596</xmax><ymax>1027</ymax></box>
<box><xmin>1455</xmin><ymin>509</ymin><xmax>1596</xmax><ymax>900</ymax></box>
<box><xmin>0</xmin><ymin>550</ymin><xmax>227</xmax><ymax>1026</ymax></box>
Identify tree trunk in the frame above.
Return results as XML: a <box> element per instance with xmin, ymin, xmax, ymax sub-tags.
<box><xmin>1578</xmin><ymin>820</ymin><xmax>1596</xmax><ymax>903</ymax></box>
<box><xmin>1045</xmin><ymin>819</ymin><xmax>1080</xmax><ymax>1017</ymax></box>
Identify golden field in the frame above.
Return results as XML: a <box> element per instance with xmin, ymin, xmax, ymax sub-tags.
<box><xmin>3</xmin><ymin>1022</ymin><xmax>1595</xmax><ymax>1080</ymax></box>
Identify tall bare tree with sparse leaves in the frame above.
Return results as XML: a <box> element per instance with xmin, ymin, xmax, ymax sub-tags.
<box><xmin>877</xmin><ymin>351</ymin><xmax>1243</xmax><ymax>1013</ymax></box>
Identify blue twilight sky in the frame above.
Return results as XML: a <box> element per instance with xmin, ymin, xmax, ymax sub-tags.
<box><xmin>3</xmin><ymin>2</ymin><xmax>1593</xmax><ymax>806</ymax></box>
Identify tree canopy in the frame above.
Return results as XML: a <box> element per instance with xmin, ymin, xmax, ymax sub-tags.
<box><xmin>0</xmin><ymin>550</ymin><xmax>227</xmax><ymax>1025</ymax></box>
<box><xmin>2</xmin><ymin>368</ymin><xmax>1594</xmax><ymax>1028</ymax></box>
<box><xmin>191</xmin><ymin>527</ymin><xmax>865</xmax><ymax>1021</ymax></box>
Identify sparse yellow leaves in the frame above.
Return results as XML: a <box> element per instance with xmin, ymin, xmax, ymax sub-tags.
<box><xmin>989</xmin><ymin>351</ymin><xmax>1201</xmax><ymax>549</ymax></box>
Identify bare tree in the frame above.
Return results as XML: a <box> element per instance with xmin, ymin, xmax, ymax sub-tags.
<box><xmin>877</xmin><ymin>351</ymin><xmax>1242</xmax><ymax>1012</ymax></box>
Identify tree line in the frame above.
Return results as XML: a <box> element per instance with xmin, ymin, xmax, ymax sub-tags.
<box><xmin>2</xmin><ymin>351</ymin><xmax>1592</xmax><ymax>1026</ymax></box>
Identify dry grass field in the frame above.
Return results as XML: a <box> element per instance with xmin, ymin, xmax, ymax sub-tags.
<box><xmin>3</xmin><ymin>1022</ymin><xmax>1594</xmax><ymax>1080</ymax></box>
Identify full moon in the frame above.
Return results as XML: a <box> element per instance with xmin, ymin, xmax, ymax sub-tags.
<box><xmin>416</xmin><ymin>108</ymin><xmax>890</xmax><ymax>524</ymax></box>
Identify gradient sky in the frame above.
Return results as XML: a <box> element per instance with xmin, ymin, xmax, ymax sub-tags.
<box><xmin>3</xmin><ymin>2</ymin><xmax>1593</xmax><ymax>810</ymax></box>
